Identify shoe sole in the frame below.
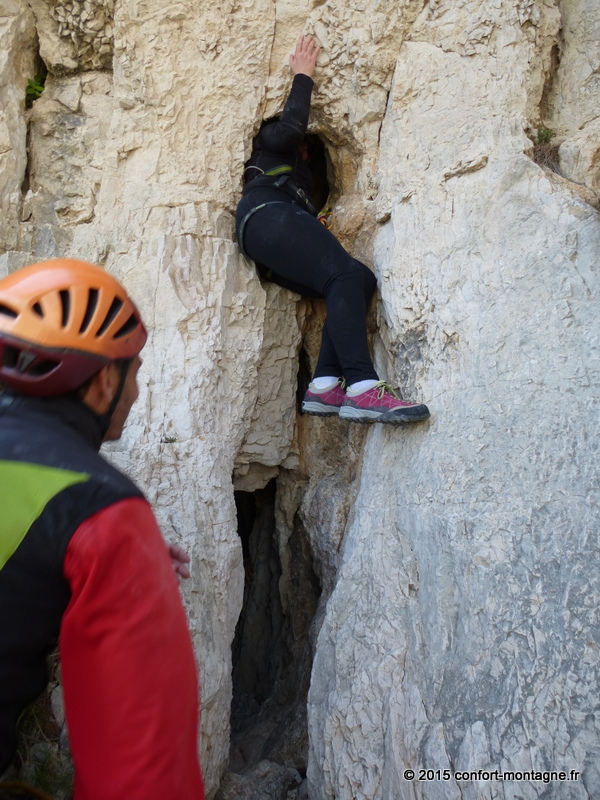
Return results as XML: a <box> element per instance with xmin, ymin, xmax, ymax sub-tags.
<box><xmin>301</xmin><ymin>401</ymin><xmax>341</xmax><ymax>417</ymax></box>
<box><xmin>339</xmin><ymin>405</ymin><xmax>430</xmax><ymax>424</ymax></box>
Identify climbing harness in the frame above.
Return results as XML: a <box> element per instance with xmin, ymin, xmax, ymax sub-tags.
<box><xmin>238</xmin><ymin>165</ymin><xmax>321</xmax><ymax>258</ymax></box>
<box><xmin>261</xmin><ymin>165</ymin><xmax>318</xmax><ymax>216</ymax></box>
<box><xmin>237</xmin><ymin>200</ymin><xmax>291</xmax><ymax>259</ymax></box>
<box><xmin>243</xmin><ymin>165</ymin><xmax>318</xmax><ymax>215</ymax></box>
<box><xmin>261</xmin><ymin>165</ymin><xmax>293</xmax><ymax>177</ymax></box>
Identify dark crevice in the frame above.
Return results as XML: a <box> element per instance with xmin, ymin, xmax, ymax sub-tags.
<box><xmin>526</xmin><ymin>36</ymin><xmax>562</xmax><ymax>175</ymax></box>
<box><xmin>296</xmin><ymin>346</ymin><xmax>312</xmax><ymax>413</ymax></box>
<box><xmin>20</xmin><ymin>53</ymin><xmax>47</xmax><ymax>201</ymax></box>
<box><xmin>378</xmin><ymin>86</ymin><xmax>392</xmax><ymax>151</ymax></box>
<box><xmin>20</xmin><ymin>123</ymin><xmax>33</xmax><ymax>201</ymax></box>
<box><xmin>539</xmin><ymin>41</ymin><xmax>561</xmax><ymax>126</ymax></box>
<box><xmin>230</xmin><ymin>479</ymin><xmax>321</xmax><ymax>778</ymax></box>
<box><xmin>305</xmin><ymin>133</ymin><xmax>331</xmax><ymax>212</ymax></box>
<box><xmin>527</xmin><ymin>40</ymin><xmax>564</xmax><ymax>178</ymax></box>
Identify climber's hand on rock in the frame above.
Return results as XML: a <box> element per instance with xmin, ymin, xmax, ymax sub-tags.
<box><xmin>168</xmin><ymin>542</ymin><xmax>191</xmax><ymax>580</ymax></box>
<box><xmin>290</xmin><ymin>34</ymin><xmax>321</xmax><ymax>78</ymax></box>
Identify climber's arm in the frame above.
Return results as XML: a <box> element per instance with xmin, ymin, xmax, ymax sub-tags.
<box><xmin>256</xmin><ymin>35</ymin><xmax>321</xmax><ymax>152</ymax></box>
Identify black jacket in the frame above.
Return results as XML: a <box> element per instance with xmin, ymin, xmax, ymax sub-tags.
<box><xmin>243</xmin><ymin>73</ymin><xmax>315</xmax><ymax>202</ymax></box>
<box><xmin>0</xmin><ymin>393</ymin><xmax>141</xmax><ymax>771</ymax></box>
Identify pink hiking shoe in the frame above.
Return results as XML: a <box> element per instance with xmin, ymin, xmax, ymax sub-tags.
<box><xmin>339</xmin><ymin>381</ymin><xmax>430</xmax><ymax>424</ymax></box>
<box><xmin>301</xmin><ymin>379</ymin><xmax>346</xmax><ymax>417</ymax></box>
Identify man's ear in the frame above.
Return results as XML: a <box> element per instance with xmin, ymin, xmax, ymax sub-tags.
<box><xmin>81</xmin><ymin>362</ymin><xmax>120</xmax><ymax>416</ymax></box>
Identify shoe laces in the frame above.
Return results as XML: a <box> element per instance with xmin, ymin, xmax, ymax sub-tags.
<box><xmin>375</xmin><ymin>381</ymin><xmax>399</xmax><ymax>400</ymax></box>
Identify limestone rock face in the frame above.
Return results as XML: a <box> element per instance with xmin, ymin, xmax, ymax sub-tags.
<box><xmin>1</xmin><ymin>0</ymin><xmax>598</xmax><ymax>799</ymax></box>
<box><xmin>215</xmin><ymin>760</ymin><xmax>301</xmax><ymax>800</ymax></box>
<box><xmin>0</xmin><ymin>0</ymin><xmax>37</xmax><ymax>254</ymax></box>
<box><xmin>544</xmin><ymin>0</ymin><xmax>600</xmax><ymax>198</ymax></box>
<box><xmin>307</xmin><ymin>4</ymin><xmax>600</xmax><ymax>800</ymax></box>
<box><xmin>28</xmin><ymin>0</ymin><xmax>114</xmax><ymax>73</ymax></box>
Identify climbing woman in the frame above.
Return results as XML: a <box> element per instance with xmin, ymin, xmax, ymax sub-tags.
<box><xmin>236</xmin><ymin>34</ymin><xmax>430</xmax><ymax>424</ymax></box>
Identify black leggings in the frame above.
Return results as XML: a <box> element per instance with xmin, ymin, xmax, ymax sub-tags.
<box><xmin>236</xmin><ymin>187</ymin><xmax>379</xmax><ymax>384</ymax></box>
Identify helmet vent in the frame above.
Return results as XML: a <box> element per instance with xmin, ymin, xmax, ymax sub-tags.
<box><xmin>113</xmin><ymin>313</ymin><xmax>139</xmax><ymax>339</ymax></box>
<box><xmin>32</xmin><ymin>302</ymin><xmax>44</xmax><ymax>317</ymax></box>
<box><xmin>59</xmin><ymin>289</ymin><xmax>70</xmax><ymax>328</ymax></box>
<box><xmin>79</xmin><ymin>288</ymin><xmax>99</xmax><ymax>333</ymax></box>
<box><xmin>96</xmin><ymin>296</ymin><xmax>124</xmax><ymax>336</ymax></box>
<box><xmin>0</xmin><ymin>303</ymin><xmax>18</xmax><ymax>319</ymax></box>
<box><xmin>28</xmin><ymin>357</ymin><xmax>60</xmax><ymax>376</ymax></box>
<box><xmin>3</xmin><ymin>346</ymin><xmax>59</xmax><ymax>376</ymax></box>
<box><xmin>3</xmin><ymin>345</ymin><xmax>19</xmax><ymax>368</ymax></box>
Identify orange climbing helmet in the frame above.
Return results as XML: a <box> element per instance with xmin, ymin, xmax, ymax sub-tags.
<box><xmin>0</xmin><ymin>258</ymin><xmax>147</xmax><ymax>397</ymax></box>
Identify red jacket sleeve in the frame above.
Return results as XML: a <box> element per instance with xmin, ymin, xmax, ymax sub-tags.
<box><xmin>61</xmin><ymin>497</ymin><xmax>205</xmax><ymax>800</ymax></box>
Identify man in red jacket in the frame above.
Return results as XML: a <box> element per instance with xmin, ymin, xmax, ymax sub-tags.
<box><xmin>0</xmin><ymin>259</ymin><xmax>205</xmax><ymax>799</ymax></box>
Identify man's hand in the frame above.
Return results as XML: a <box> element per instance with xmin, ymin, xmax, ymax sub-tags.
<box><xmin>168</xmin><ymin>542</ymin><xmax>191</xmax><ymax>580</ymax></box>
<box><xmin>290</xmin><ymin>34</ymin><xmax>321</xmax><ymax>78</ymax></box>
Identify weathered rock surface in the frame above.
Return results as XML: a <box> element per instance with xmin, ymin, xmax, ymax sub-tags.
<box><xmin>1</xmin><ymin>0</ymin><xmax>598</xmax><ymax>798</ymax></box>
<box><xmin>215</xmin><ymin>759</ymin><xmax>301</xmax><ymax>800</ymax></box>
<box><xmin>28</xmin><ymin>0</ymin><xmax>114</xmax><ymax>73</ymax></box>
<box><xmin>0</xmin><ymin>0</ymin><xmax>37</xmax><ymax>254</ymax></box>
<box><xmin>308</xmin><ymin>3</ymin><xmax>600</xmax><ymax>800</ymax></box>
<box><xmin>544</xmin><ymin>0</ymin><xmax>600</xmax><ymax>198</ymax></box>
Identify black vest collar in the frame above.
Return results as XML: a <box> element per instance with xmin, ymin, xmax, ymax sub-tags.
<box><xmin>0</xmin><ymin>392</ymin><xmax>105</xmax><ymax>452</ymax></box>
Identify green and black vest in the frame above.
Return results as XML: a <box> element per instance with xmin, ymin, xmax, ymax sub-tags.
<box><xmin>0</xmin><ymin>393</ymin><xmax>142</xmax><ymax>771</ymax></box>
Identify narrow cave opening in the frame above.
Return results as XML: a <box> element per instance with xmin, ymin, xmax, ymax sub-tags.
<box><xmin>538</xmin><ymin>41</ymin><xmax>561</xmax><ymax>126</ymax></box>
<box><xmin>296</xmin><ymin>346</ymin><xmax>313</xmax><ymax>413</ymax></box>
<box><xmin>230</xmin><ymin>479</ymin><xmax>321</xmax><ymax>778</ymax></box>
<box><xmin>305</xmin><ymin>132</ymin><xmax>331</xmax><ymax>213</ymax></box>
<box><xmin>21</xmin><ymin>52</ymin><xmax>48</xmax><ymax>202</ymax></box>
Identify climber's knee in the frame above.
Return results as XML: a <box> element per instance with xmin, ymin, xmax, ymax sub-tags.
<box><xmin>357</xmin><ymin>261</ymin><xmax>377</xmax><ymax>299</ymax></box>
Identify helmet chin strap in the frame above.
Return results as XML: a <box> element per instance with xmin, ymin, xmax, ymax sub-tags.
<box><xmin>96</xmin><ymin>360</ymin><xmax>130</xmax><ymax>437</ymax></box>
